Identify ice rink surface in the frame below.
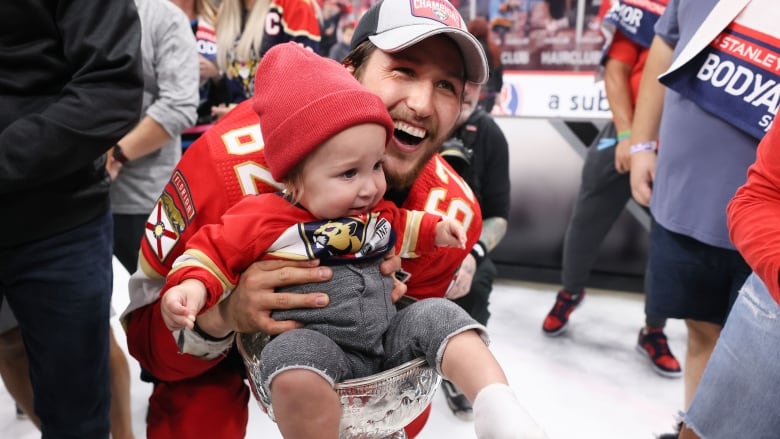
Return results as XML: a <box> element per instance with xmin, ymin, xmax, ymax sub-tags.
<box><xmin>0</xmin><ymin>259</ymin><xmax>685</xmax><ymax>438</ymax></box>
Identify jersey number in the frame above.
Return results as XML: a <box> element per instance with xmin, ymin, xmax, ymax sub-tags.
<box><xmin>424</xmin><ymin>159</ymin><xmax>477</xmax><ymax>230</ymax></box>
<box><xmin>222</xmin><ymin>125</ymin><xmax>283</xmax><ymax>195</ymax></box>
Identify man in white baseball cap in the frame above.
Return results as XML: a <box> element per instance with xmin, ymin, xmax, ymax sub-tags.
<box><xmin>122</xmin><ymin>1</ymin><xmax>544</xmax><ymax>439</ymax></box>
<box><xmin>350</xmin><ymin>0</ymin><xmax>488</xmax><ymax>84</ymax></box>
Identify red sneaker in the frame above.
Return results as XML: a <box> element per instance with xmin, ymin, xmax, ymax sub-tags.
<box><xmin>542</xmin><ymin>289</ymin><xmax>584</xmax><ymax>336</ymax></box>
<box><xmin>636</xmin><ymin>328</ymin><xmax>682</xmax><ymax>378</ymax></box>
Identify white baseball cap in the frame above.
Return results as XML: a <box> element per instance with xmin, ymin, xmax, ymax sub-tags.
<box><xmin>350</xmin><ymin>0</ymin><xmax>488</xmax><ymax>84</ymax></box>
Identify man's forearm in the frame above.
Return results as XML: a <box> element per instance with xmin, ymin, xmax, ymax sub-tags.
<box><xmin>115</xmin><ymin>116</ymin><xmax>174</xmax><ymax>161</ymax></box>
<box><xmin>631</xmin><ymin>36</ymin><xmax>674</xmax><ymax>143</ymax></box>
<box><xmin>604</xmin><ymin>57</ymin><xmax>635</xmax><ymax>133</ymax></box>
<box><xmin>480</xmin><ymin>217</ymin><xmax>508</xmax><ymax>252</ymax></box>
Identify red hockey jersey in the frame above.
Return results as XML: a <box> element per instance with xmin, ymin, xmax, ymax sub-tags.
<box><xmin>124</xmin><ymin>99</ymin><xmax>481</xmax><ymax>379</ymax></box>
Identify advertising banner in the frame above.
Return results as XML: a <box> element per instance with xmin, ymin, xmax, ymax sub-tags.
<box><xmin>494</xmin><ymin>71</ymin><xmax>610</xmax><ymax>118</ymax></box>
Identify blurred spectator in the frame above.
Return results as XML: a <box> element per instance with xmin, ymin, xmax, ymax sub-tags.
<box><xmin>438</xmin><ymin>81</ymin><xmax>511</xmax><ymax>421</ymax></box>
<box><xmin>0</xmin><ymin>304</ymin><xmax>34</xmax><ymax>424</ymax></box>
<box><xmin>210</xmin><ymin>0</ymin><xmax>321</xmax><ymax>119</ymax></box>
<box><xmin>467</xmin><ymin>16</ymin><xmax>503</xmax><ymax>113</ymax></box>
<box><xmin>541</xmin><ymin>0</ymin><xmax>681</xmax><ymax>382</ymax></box>
<box><xmin>328</xmin><ymin>19</ymin><xmax>356</xmax><ymax>61</ymax></box>
<box><xmin>0</xmin><ymin>1</ymin><xmax>197</xmax><ymax>437</ymax></box>
<box><xmin>0</xmin><ymin>0</ymin><xmax>142</xmax><ymax>437</ymax></box>
<box><xmin>108</xmin><ymin>0</ymin><xmax>198</xmax><ymax>433</ymax></box>
<box><xmin>319</xmin><ymin>0</ymin><xmax>352</xmax><ymax>57</ymax></box>
<box><xmin>679</xmin><ymin>106</ymin><xmax>780</xmax><ymax>439</ymax></box>
<box><xmin>107</xmin><ymin>0</ymin><xmax>199</xmax><ymax>279</ymax></box>
<box><xmin>171</xmin><ymin>0</ymin><xmax>226</xmax><ymax>147</ymax></box>
<box><xmin>629</xmin><ymin>0</ymin><xmax>769</xmax><ymax>436</ymax></box>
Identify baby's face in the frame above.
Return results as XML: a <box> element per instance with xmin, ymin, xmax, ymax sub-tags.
<box><xmin>298</xmin><ymin>123</ymin><xmax>388</xmax><ymax>219</ymax></box>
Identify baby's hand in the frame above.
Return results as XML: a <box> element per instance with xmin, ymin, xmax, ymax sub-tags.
<box><xmin>435</xmin><ymin>219</ymin><xmax>467</xmax><ymax>249</ymax></box>
<box><xmin>161</xmin><ymin>279</ymin><xmax>207</xmax><ymax>331</ymax></box>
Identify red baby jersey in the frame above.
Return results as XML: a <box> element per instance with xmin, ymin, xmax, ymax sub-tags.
<box><xmin>128</xmin><ymin>99</ymin><xmax>481</xmax><ymax>316</ymax></box>
<box><xmin>165</xmin><ymin>195</ymin><xmax>442</xmax><ymax>310</ymax></box>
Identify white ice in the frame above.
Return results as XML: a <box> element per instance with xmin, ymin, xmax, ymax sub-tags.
<box><xmin>0</xmin><ymin>258</ymin><xmax>685</xmax><ymax>438</ymax></box>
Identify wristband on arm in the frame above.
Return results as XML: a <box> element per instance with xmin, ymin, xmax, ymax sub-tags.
<box><xmin>193</xmin><ymin>320</ymin><xmax>235</xmax><ymax>342</ymax></box>
<box><xmin>617</xmin><ymin>130</ymin><xmax>632</xmax><ymax>141</ymax></box>
<box><xmin>629</xmin><ymin>141</ymin><xmax>657</xmax><ymax>155</ymax></box>
<box><xmin>175</xmin><ymin>324</ymin><xmax>235</xmax><ymax>359</ymax></box>
<box><xmin>470</xmin><ymin>241</ymin><xmax>487</xmax><ymax>266</ymax></box>
<box><xmin>112</xmin><ymin>143</ymin><xmax>130</xmax><ymax>164</ymax></box>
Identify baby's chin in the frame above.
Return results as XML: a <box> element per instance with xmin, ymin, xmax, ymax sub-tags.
<box><xmin>346</xmin><ymin>208</ymin><xmax>370</xmax><ymax>217</ymax></box>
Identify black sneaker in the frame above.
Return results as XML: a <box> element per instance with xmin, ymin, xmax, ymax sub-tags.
<box><xmin>637</xmin><ymin>328</ymin><xmax>682</xmax><ymax>378</ymax></box>
<box><xmin>440</xmin><ymin>379</ymin><xmax>473</xmax><ymax>421</ymax></box>
<box><xmin>542</xmin><ymin>289</ymin><xmax>585</xmax><ymax>336</ymax></box>
<box><xmin>16</xmin><ymin>403</ymin><xmax>28</xmax><ymax>421</ymax></box>
<box><xmin>656</xmin><ymin>421</ymin><xmax>682</xmax><ymax>438</ymax></box>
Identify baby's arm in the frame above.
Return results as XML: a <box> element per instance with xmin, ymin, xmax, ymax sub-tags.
<box><xmin>435</xmin><ymin>218</ymin><xmax>467</xmax><ymax>249</ymax></box>
<box><xmin>377</xmin><ymin>198</ymin><xmax>467</xmax><ymax>255</ymax></box>
<box><xmin>161</xmin><ymin>278</ymin><xmax>208</xmax><ymax>331</ymax></box>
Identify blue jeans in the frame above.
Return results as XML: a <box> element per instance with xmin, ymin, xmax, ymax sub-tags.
<box><xmin>0</xmin><ymin>211</ymin><xmax>113</xmax><ymax>438</ymax></box>
<box><xmin>683</xmin><ymin>273</ymin><xmax>780</xmax><ymax>439</ymax></box>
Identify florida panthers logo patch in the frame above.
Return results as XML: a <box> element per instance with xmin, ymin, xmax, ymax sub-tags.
<box><xmin>311</xmin><ymin>220</ymin><xmax>365</xmax><ymax>255</ymax></box>
<box><xmin>266</xmin><ymin>215</ymin><xmax>395</xmax><ymax>261</ymax></box>
<box><xmin>144</xmin><ymin>193</ymin><xmax>185</xmax><ymax>262</ymax></box>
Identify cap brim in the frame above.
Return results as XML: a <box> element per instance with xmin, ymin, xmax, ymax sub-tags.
<box><xmin>369</xmin><ymin>25</ymin><xmax>488</xmax><ymax>84</ymax></box>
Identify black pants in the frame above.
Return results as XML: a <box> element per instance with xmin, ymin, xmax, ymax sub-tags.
<box><xmin>112</xmin><ymin>213</ymin><xmax>148</xmax><ymax>273</ymax></box>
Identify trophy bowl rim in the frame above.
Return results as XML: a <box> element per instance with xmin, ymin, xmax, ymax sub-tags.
<box><xmin>335</xmin><ymin>357</ymin><xmax>431</xmax><ymax>389</ymax></box>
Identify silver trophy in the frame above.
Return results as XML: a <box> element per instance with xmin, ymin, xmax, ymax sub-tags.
<box><xmin>236</xmin><ymin>332</ymin><xmax>441</xmax><ymax>439</ymax></box>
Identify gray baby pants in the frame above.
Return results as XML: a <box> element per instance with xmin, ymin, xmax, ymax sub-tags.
<box><xmin>260</xmin><ymin>261</ymin><xmax>485</xmax><ymax>390</ymax></box>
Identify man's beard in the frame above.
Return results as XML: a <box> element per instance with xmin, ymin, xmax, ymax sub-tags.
<box><xmin>384</xmin><ymin>146</ymin><xmax>437</xmax><ymax>190</ymax></box>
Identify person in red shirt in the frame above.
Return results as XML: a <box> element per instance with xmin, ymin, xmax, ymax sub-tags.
<box><xmin>676</xmin><ymin>105</ymin><xmax>780</xmax><ymax>439</ymax></box>
<box><xmin>120</xmin><ymin>0</ymin><xmax>525</xmax><ymax>437</ymax></box>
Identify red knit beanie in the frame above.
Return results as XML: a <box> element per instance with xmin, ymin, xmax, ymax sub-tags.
<box><xmin>252</xmin><ymin>43</ymin><xmax>394</xmax><ymax>181</ymax></box>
